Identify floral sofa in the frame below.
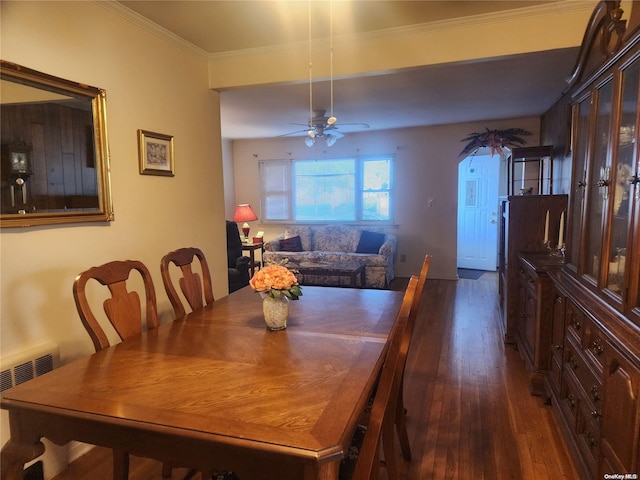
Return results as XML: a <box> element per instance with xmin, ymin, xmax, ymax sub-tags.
<box><xmin>262</xmin><ymin>225</ymin><xmax>397</xmax><ymax>289</ymax></box>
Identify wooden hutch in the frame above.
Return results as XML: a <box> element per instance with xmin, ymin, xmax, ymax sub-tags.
<box><xmin>521</xmin><ymin>2</ymin><xmax>640</xmax><ymax>478</ymax></box>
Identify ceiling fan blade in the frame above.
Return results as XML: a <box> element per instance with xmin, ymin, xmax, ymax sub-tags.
<box><xmin>327</xmin><ymin>129</ymin><xmax>344</xmax><ymax>139</ymax></box>
<box><xmin>338</xmin><ymin>122</ymin><xmax>370</xmax><ymax>128</ymax></box>
<box><xmin>277</xmin><ymin>128</ymin><xmax>312</xmax><ymax>137</ymax></box>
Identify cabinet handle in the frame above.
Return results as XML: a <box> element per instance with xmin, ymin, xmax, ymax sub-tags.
<box><xmin>553</xmin><ymin>344</ymin><xmax>563</xmax><ymax>351</ymax></box>
<box><xmin>591</xmin><ymin>410</ymin><xmax>601</xmax><ymax>420</ymax></box>
<box><xmin>632</xmin><ymin>175</ymin><xmax>640</xmax><ymax>200</ymax></box>
<box><xmin>591</xmin><ymin>385</ymin><xmax>601</xmax><ymax>401</ymax></box>
<box><xmin>586</xmin><ymin>431</ymin><xmax>598</xmax><ymax>447</ymax></box>
<box><xmin>597</xmin><ymin>167</ymin><xmax>611</xmax><ymax>199</ymax></box>
<box><xmin>568</xmin><ymin>393</ymin><xmax>577</xmax><ymax>407</ymax></box>
<box><xmin>591</xmin><ymin>339</ymin><xmax>604</xmax><ymax>355</ymax></box>
<box><xmin>571</xmin><ymin>320</ymin><xmax>582</xmax><ymax>330</ymax></box>
<box><xmin>569</xmin><ymin>356</ymin><xmax>579</xmax><ymax>370</ymax></box>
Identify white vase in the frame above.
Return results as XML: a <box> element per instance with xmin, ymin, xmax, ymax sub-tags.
<box><xmin>262</xmin><ymin>295</ymin><xmax>289</xmax><ymax>330</ymax></box>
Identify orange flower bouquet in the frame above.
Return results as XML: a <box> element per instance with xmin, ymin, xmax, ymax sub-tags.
<box><xmin>250</xmin><ymin>265</ymin><xmax>302</xmax><ymax>300</ymax></box>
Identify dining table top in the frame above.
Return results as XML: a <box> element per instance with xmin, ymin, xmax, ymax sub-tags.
<box><xmin>0</xmin><ymin>285</ymin><xmax>404</xmax><ymax>480</ymax></box>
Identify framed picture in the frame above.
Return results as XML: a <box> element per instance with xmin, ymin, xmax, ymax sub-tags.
<box><xmin>138</xmin><ymin>129</ymin><xmax>174</xmax><ymax>176</ymax></box>
<box><xmin>1</xmin><ymin>143</ymin><xmax>33</xmax><ymax>177</ymax></box>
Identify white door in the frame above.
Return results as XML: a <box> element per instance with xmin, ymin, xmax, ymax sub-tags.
<box><xmin>457</xmin><ymin>154</ymin><xmax>499</xmax><ymax>270</ymax></box>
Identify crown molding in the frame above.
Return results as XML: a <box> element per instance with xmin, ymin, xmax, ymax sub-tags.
<box><xmin>210</xmin><ymin>1</ymin><xmax>595</xmax><ymax>61</ymax></box>
<box><xmin>94</xmin><ymin>0</ymin><xmax>209</xmax><ymax>59</ymax></box>
<box><xmin>94</xmin><ymin>0</ymin><xmax>593</xmax><ymax>62</ymax></box>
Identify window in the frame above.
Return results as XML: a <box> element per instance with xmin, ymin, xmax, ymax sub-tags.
<box><xmin>259</xmin><ymin>156</ymin><xmax>393</xmax><ymax>223</ymax></box>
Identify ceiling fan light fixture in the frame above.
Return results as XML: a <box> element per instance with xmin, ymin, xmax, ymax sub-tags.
<box><xmin>327</xmin><ymin>116</ymin><xmax>337</xmax><ymax>125</ymax></box>
<box><xmin>307</xmin><ymin>129</ymin><xmax>315</xmax><ymax>138</ymax></box>
<box><xmin>305</xmin><ymin>136</ymin><xmax>315</xmax><ymax>147</ymax></box>
<box><xmin>326</xmin><ymin>134</ymin><xmax>337</xmax><ymax>147</ymax></box>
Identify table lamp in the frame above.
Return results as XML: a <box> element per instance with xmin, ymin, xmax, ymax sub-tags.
<box><xmin>233</xmin><ymin>204</ymin><xmax>258</xmax><ymax>242</ymax></box>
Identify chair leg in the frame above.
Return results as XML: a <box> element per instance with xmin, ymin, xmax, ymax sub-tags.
<box><xmin>112</xmin><ymin>450</ymin><xmax>129</xmax><ymax>480</ymax></box>
<box><xmin>395</xmin><ymin>384</ymin><xmax>412</xmax><ymax>461</ymax></box>
<box><xmin>382</xmin><ymin>419</ymin><xmax>400</xmax><ymax>480</ymax></box>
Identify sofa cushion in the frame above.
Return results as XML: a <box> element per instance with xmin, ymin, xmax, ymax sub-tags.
<box><xmin>356</xmin><ymin>231</ymin><xmax>386</xmax><ymax>254</ymax></box>
<box><xmin>313</xmin><ymin>225</ymin><xmax>361</xmax><ymax>252</ymax></box>
<box><xmin>279</xmin><ymin>235</ymin><xmax>303</xmax><ymax>252</ymax></box>
<box><xmin>285</xmin><ymin>226</ymin><xmax>312</xmax><ymax>251</ymax></box>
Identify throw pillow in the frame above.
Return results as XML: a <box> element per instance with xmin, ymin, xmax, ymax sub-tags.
<box><xmin>285</xmin><ymin>226</ymin><xmax>312</xmax><ymax>251</ymax></box>
<box><xmin>356</xmin><ymin>231</ymin><xmax>386</xmax><ymax>254</ymax></box>
<box><xmin>280</xmin><ymin>235</ymin><xmax>303</xmax><ymax>252</ymax></box>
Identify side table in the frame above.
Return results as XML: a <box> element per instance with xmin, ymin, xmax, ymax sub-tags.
<box><xmin>242</xmin><ymin>242</ymin><xmax>263</xmax><ymax>278</ymax></box>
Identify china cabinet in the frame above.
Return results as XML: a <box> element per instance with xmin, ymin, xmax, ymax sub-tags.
<box><xmin>508</xmin><ymin>145</ymin><xmax>554</xmax><ymax>196</ymax></box>
<box><xmin>498</xmin><ymin>195</ymin><xmax>567</xmax><ymax>344</ymax></box>
<box><xmin>564</xmin><ymin>3</ymin><xmax>640</xmax><ymax>327</ymax></box>
<box><xmin>541</xmin><ymin>2</ymin><xmax>640</xmax><ymax>478</ymax></box>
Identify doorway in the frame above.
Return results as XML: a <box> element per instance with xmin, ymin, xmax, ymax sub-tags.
<box><xmin>457</xmin><ymin>153</ymin><xmax>500</xmax><ymax>271</ymax></box>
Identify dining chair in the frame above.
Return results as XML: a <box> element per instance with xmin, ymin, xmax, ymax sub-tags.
<box><xmin>394</xmin><ymin>254</ymin><xmax>432</xmax><ymax>464</ymax></box>
<box><xmin>340</xmin><ymin>275</ymin><xmax>416</xmax><ymax>480</ymax></box>
<box><xmin>72</xmin><ymin>259</ymin><xmax>159</xmax><ymax>480</ymax></box>
<box><xmin>73</xmin><ymin>259</ymin><xmax>159</xmax><ymax>352</ymax></box>
<box><xmin>160</xmin><ymin>247</ymin><xmax>214</xmax><ymax>318</ymax></box>
<box><xmin>159</xmin><ymin>247</ymin><xmax>217</xmax><ymax>479</ymax></box>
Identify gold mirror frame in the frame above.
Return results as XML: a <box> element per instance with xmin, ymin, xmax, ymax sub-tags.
<box><xmin>1</xmin><ymin>60</ymin><xmax>113</xmax><ymax>228</ymax></box>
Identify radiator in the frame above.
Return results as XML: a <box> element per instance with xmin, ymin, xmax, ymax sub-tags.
<box><xmin>0</xmin><ymin>343</ymin><xmax>93</xmax><ymax>479</ymax></box>
<box><xmin>0</xmin><ymin>343</ymin><xmax>59</xmax><ymax>393</ymax></box>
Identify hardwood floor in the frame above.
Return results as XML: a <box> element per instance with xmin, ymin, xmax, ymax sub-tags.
<box><xmin>52</xmin><ymin>273</ymin><xmax>578</xmax><ymax>480</ymax></box>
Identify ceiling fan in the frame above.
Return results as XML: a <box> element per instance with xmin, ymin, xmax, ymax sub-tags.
<box><xmin>278</xmin><ymin>0</ymin><xmax>370</xmax><ymax>147</ymax></box>
<box><xmin>280</xmin><ymin>109</ymin><xmax>370</xmax><ymax>146</ymax></box>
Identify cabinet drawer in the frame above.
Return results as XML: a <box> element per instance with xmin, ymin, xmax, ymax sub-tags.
<box><xmin>566</xmin><ymin>300</ymin><xmax>586</xmax><ymax>344</ymax></box>
<box><xmin>564</xmin><ymin>338</ymin><xmax>603</xmax><ymax>412</ymax></box>
<box><xmin>519</xmin><ymin>265</ymin><xmax>537</xmax><ymax>295</ymax></box>
<box><xmin>560</xmin><ymin>368</ymin><xmax>582</xmax><ymax>430</ymax></box>
<box><xmin>577</xmin><ymin>401</ymin><xmax>601</xmax><ymax>477</ymax></box>
<box><xmin>583</xmin><ymin>318</ymin><xmax>607</xmax><ymax>374</ymax></box>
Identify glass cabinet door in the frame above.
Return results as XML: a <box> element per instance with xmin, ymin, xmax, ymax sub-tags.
<box><xmin>608</xmin><ymin>58</ymin><xmax>639</xmax><ymax>300</ymax></box>
<box><xmin>585</xmin><ymin>79</ymin><xmax>614</xmax><ymax>282</ymax></box>
<box><xmin>568</xmin><ymin>96</ymin><xmax>591</xmax><ymax>269</ymax></box>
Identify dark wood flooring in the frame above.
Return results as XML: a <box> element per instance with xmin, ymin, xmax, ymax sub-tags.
<box><xmin>52</xmin><ymin>273</ymin><xmax>578</xmax><ymax>480</ymax></box>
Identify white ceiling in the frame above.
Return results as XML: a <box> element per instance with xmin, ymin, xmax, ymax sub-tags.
<box><xmin>117</xmin><ymin>1</ymin><xmax>582</xmax><ymax>140</ymax></box>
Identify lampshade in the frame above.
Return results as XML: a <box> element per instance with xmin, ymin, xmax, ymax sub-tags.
<box><xmin>233</xmin><ymin>204</ymin><xmax>258</xmax><ymax>223</ymax></box>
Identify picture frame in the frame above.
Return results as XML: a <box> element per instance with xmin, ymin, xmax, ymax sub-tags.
<box><xmin>138</xmin><ymin>129</ymin><xmax>174</xmax><ymax>176</ymax></box>
<box><xmin>1</xmin><ymin>143</ymin><xmax>33</xmax><ymax>178</ymax></box>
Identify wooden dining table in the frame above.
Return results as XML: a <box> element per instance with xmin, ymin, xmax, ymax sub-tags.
<box><xmin>1</xmin><ymin>285</ymin><xmax>403</xmax><ymax>480</ymax></box>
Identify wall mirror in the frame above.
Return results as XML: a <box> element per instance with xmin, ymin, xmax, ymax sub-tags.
<box><xmin>1</xmin><ymin>60</ymin><xmax>113</xmax><ymax>228</ymax></box>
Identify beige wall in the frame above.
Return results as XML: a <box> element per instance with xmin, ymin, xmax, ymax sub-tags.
<box><xmin>231</xmin><ymin>116</ymin><xmax>541</xmax><ymax>280</ymax></box>
<box><xmin>0</xmin><ymin>2</ymin><xmax>226</xmax><ymax>361</ymax></box>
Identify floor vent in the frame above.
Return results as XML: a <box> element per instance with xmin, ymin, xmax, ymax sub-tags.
<box><xmin>0</xmin><ymin>343</ymin><xmax>59</xmax><ymax>393</ymax></box>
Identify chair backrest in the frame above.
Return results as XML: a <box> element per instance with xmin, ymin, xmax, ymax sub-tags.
<box><xmin>350</xmin><ymin>276</ymin><xmax>417</xmax><ymax>480</ymax></box>
<box><xmin>73</xmin><ymin>260</ymin><xmax>159</xmax><ymax>352</ymax></box>
<box><xmin>160</xmin><ymin>247</ymin><xmax>214</xmax><ymax>318</ymax></box>
<box><xmin>404</xmin><ymin>254</ymin><xmax>431</xmax><ymax>355</ymax></box>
